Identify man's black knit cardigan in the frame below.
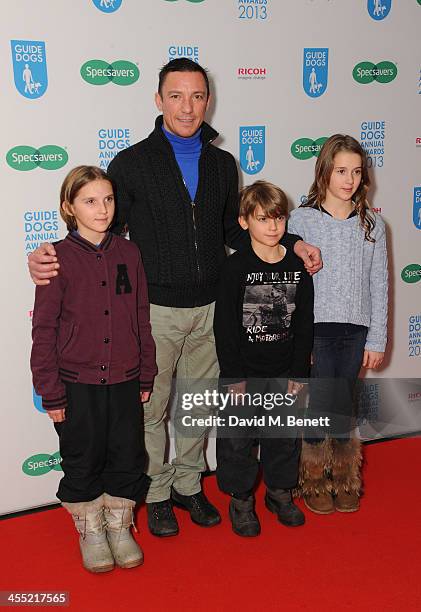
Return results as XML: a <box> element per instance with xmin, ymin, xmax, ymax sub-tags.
<box><xmin>108</xmin><ymin>115</ymin><xmax>297</xmax><ymax>308</ymax></box>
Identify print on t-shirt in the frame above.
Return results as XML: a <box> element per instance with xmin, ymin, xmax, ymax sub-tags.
<box><xmin>242</xmin><ymin>270</ymin><xmax>301</xmax><ymax>343</ymax></box>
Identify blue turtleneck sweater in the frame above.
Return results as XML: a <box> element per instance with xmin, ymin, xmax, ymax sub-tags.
<box><xmin>162</xmin><ymin>126</ymin><xmax>202</xmax><ymax>201</ymax></box>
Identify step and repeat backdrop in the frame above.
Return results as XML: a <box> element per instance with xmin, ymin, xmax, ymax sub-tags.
<box><xmin>1</xmin><ymin>0</ymin><xmax>420</xmax><ymax>515</ymax></box>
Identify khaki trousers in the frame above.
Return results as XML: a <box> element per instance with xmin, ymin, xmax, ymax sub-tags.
<box><xmin>144</xmin><ymin>302</ymin><xmax>219</xmax><ymax>503</ymax></box>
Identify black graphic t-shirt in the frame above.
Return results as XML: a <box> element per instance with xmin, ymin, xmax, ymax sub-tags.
<box><xmin>214</xmin><ymin>243</ymin><xmax>314</xmax><ymax>381</ymax></box>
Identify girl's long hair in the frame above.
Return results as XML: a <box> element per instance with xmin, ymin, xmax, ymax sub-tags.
<box><xmin>302</xmin><ymin>134</ymin><xmax>376</xmax><ymax>242</ymax></box>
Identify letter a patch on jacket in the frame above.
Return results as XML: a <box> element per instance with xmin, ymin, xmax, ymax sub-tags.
<box><xmin>116</xmin><ymin>264</ymin><xmax>132</xmax><ymax>294</ymax></box>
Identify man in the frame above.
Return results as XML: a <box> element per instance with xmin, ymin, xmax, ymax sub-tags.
<box><xmin>28</xmin><ymin>59</ymin><xmax>321</xmax><ymax>537</ymax></box>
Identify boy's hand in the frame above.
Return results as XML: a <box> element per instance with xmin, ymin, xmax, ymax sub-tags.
<box><xmin>227</xmin><ymin>381</ymin><xmax>247</xmax><ymax>405</ymax></box>
<box><xmin>293</xmin><ymin>240</ymin><xmax>322</xmax><ymax>275</ymax></box>
<box><xmin>288</xmin><ymin>380</ymin><xmax>304</xmax><ymax>396</ymax></box>
<box><xmin>362</xmin><ymin>350</ymin><xmax>384</xmax><ymax>369</ymax></box>
<box><xmin>141</xmin><ymin>391</ymin><xmax>151</xmax><ymax>403</ymax></box>
<box><xmin>28</xmin><ymin>243</ymin><xmax>59</xmax><ymax>285</ymax></box>
<box><xmin>47</xmin><ymin>409</ymin><xmax>65</xmax><ymax>422</ymax></box>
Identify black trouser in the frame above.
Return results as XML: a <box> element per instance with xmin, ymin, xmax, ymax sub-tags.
<box><xmin>216</xmin><ymin>377</ymin><xmax>301</xmax><ymax>496</ymax></box>
<box><xmin>54</xmin><ymin>380</ymin><xmax>150</xmax><ymax>503</ymax></box>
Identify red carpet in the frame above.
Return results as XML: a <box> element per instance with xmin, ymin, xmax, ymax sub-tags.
<box><xmin>1</xmin><ymin>437</ymin><xmax>421</xmax><ymax>611</ymax></box>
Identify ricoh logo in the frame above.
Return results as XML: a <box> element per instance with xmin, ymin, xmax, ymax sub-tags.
<box><xmin>401</xmin><ymin>264</ymin><xmax>421</xmax><ymax>284</ymax></box>
<box><xmin>10</xmin><ymin>40</ymin><xmax>48</xmax><ymax>99</ymax></box>
<box><xmin>353</xmin><ymin>61</ymin><xmax>397</xmax><ymax>84</ymax></box>
<box><xmin>238</xmin><ymin>67</ymin><xmax>267</xmax><ymax>81</ymax></box>
<box><xmin>360</xmin><ymin>120</ymin><xmax>385</xmax><ymax>168</ymax></box>
<box><xmin>291</xmin><ymin>138</ymin><xmax>328</xmax><ymax>160</ymax></box>
<box><xmin>81</xmin><ymin>60</ymin><xmax>139</xmax><ymax>86</ymax></box>
<box><xmin>303</xmin><ymin>48</ymin><xmax>328</xmax><ymax>98</ymax></box>
<box><xmin>168</xmin><ymin>45</ymin><xmax>199</xmax><ymax>63</ymax></box>
<box><xmin>164</xmin><ymin>0</ymin><xmax>205</xmax><ymax>3</ymax></box>
<box><xmin>367</xmin><ymin>0</ymin><xmax>392</xmax><ymax>20</ymax></box>
<box><xmin>22</xmin><ymin>452</ymin><xmax>62</xmax><ymax>477</ymax></box>
<box><xmin>415</xmin><ymin>137</ymin><xmax>421</xmax><ymax>147</ymax></box>
<box><xmin>408</xmin><ymin>314</ymin><xmax>421</xmax><ymax>358</ymax></box>
<box><xmin>24</xmin><ymin>210</ymin><xmax>60</xmax><ymax>254</ymax></box>
<box><xmin>372</xmin><ymin>207</ymin><xmax>382</xmax><ymax>214</ymax></box>
<box><xmin>238</xmin><ymin>0</ymin><xmax>268</xmax><ymax>20</ymax></box>
<box><xmin>92</xmin><ymin>0</ymin><xmax>123</xmax><ymax>12</ymax></box>
<box><xmin>240</xmin><ymin>126</ymin><xmax>265</xmax><ymax>175</ymax></box>
<box><xmin>413</xmin><ymin>187</ymin><xmax>421</xmax><ymax>230</ymax></box>
<box><xmin>418</xmin><ymin>69</ymin><xmax>421</xmax><ymax>94</ymax></box>
<box><xmin>6</xmin><ymin>146</ymin><xmax>68</xmax><ymax>171</ymax></box>
<box><xmin>98</xmin><ymin>128</ymin><xmax>130</xmax><ymax>169</ymax></box>
<box><xmin>408</xmin><ymin>391</ymin><xmax>421</xmax><ymax>402</ymax></box>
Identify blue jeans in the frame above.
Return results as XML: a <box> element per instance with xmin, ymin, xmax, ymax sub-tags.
<box><xmin>306</xmin><ymin>326</ymin><xmax>368</xmax><ymax>443</ymax></box>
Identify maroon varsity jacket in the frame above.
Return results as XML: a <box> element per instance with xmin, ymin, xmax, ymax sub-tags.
<box><xmin>31</xmin><ymin>232</ymin><xmax>157</xmax><ymax>411</ymax></box>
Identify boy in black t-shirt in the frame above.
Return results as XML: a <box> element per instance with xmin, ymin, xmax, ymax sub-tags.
<box><xmin>214</xmin><ymin>181</ymin><xmax>314</xmax><ymax>537</ymax></box>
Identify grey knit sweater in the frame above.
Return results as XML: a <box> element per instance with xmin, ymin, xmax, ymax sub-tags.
<box><xmin>288</xmin><ymin>207</ymin><xmax>388</xmax><ymax>352</ymax></box>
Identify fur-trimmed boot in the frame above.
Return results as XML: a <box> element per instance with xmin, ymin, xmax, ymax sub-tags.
<box><xmin>298</xmin><ymin>439</ymin><xmax>335</xmax><ymax>514</ymax></box>
<box><xmin>331</xmin><ymin>438</ymin><xmax>363</xmax><ymax>512</ymax></box>
<box><xmin>103</xmin><ymin>494</ymin><xmax>143</xmax><ymax>569</ymax></box>
<box><xmin>62</xmin><ymin>496</ymin><xmax>114</xmax><ymax>573</ymax></box>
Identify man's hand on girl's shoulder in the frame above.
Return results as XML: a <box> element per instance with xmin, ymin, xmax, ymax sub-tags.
<box><xmin>28</xmin><ymin>242</ymin><xmax>59</xmax><ymax>285</ymax></box>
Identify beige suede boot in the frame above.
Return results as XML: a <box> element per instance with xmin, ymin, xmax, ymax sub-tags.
<box><xmin>298</xmin><ymin>439</ymin><xmax>335</xmax><ymax>514</ymax></box>
<box><xmin>331</xmin><ymin>438</ymin><xmax>363</xmax><ymax>512</ymax></box>
<box><xmin>103</xmin><ymin>494</ymin><xmax>143</xmax><ymax>569</ymax></box>
<box><xmin>62</xmin><ymin>496</ymin><xmax>114</xmax><ymax>573</ymax></box>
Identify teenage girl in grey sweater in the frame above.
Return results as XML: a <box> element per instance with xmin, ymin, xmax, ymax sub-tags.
<box><xmin>288</xmin><ymin>134</ymin><xmax>388</xmax><ymax>515</ymax></box>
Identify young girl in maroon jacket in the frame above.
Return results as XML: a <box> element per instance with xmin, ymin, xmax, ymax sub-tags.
<box><xmin>31</xmin><ymin>166</ymin><xmax>157</xmax><ymax>573</ymax></box>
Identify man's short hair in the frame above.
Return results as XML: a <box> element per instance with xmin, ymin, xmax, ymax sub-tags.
<box><xmin>239</xmin><ymin>180</ymin><xmax>288</xmax><ymax>219</ymax></box>
<box><xmin>158</xmin><ymin>58</ymin><xmax>210</xmax><ymax>97</ymax></box>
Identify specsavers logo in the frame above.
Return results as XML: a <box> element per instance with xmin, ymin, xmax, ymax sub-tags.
<box><xmin>291</xmin><ymin>138</ymin><xmax>327</xmax><ymax>160</ymax></box>
<box><xmin>81</xmin><ymin>60</ymin><xmax>139</xmax><ymax>85</ymax></box>
<box><xmin>353</xmin><ymin>61</ymin><xmax>397</xmax><ymax>84</ymax></box>
<box><xmin>6</xmin><ymin>146</ymin><xmax>68</xmax><ymax>171</ymax></box>
<box><xmin>22</xmin><ymin>452</ymin><xmax>62</xmax><ymax>476</ymax></box>
<box><xmin>401</xmin><ymin>264</ymin><xmax>421</xmax><ymax>284</ymax></box>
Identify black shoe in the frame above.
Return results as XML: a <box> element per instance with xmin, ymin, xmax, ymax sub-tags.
<box><xmin>265</xmin><ymin>488</ymin><xmax>305</xmax><ymax>527</ymax></box>
<box><xmin>229</xmin><ymin>496</ymin><xmax>261</xmax><ymax>537</ymax></box>
<box><xmin>171</xmin><ymin>489</ymin><xmax>221</xmax><ymax>527</ymax></box>
<box><xmin>147</xmin><ymin>500</ymin><xmax>179</xmax><ymax>537</ymax></box>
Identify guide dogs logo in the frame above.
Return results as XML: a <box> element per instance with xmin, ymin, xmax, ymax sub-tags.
<box><xmin>303</xmin><ymin>48</ymin><xmax>328</xmax><ymax>98</ymax></box>
<box><xmin>11</xmin><ymin>40</ymin><xmax>48</xmax><ymax>99</ymax></box>
<box><xmin>81</xmin><ymin>60</ymin><xmax>139</xmax><ymax>85</ymax></box>
<box><xmin>291</xmin><ymin>138</ymin><xmax>328</xmax><ymax>160</ymax></box>
<box><xmin>92</xmin><ymin>0</ymin><xmax>123</xmax><ymax>11</ymax></box>
<box><xmin>6</xmin><ymin>146</ymin><xmax>68</xmax><ymax>171</ymax></box>
<box><xmin>33</xmin><ymin>387</ymin><xmax>45</xmax><ymax>413</ymax></box>
<box><xmin>240</xmin><ymin>126</ymin><xmax>265</xmax><ymax>174</ymax></box>
<box><xmin>353</xmin><ymin>61</ymin><xmax>397</xmax><ymax>84</ymax></box>
<box><xmin>22</xmin><ymin>452</ymin><xmax>62</xmax><ymax>476</ymax></box>
<box><xmin>413</xmin><ymin>188</ymin><xmax>421</xmax><ymax>230</ymax></box>
<box><xmin>168</xmin><ymin>45</ymin><xmax>199</xmax><ymax>63</ymax></box>
<box><xmin>367</xmin><ymin>0</ymin><xmax>392</xmax><ymax>20</ymax></box>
